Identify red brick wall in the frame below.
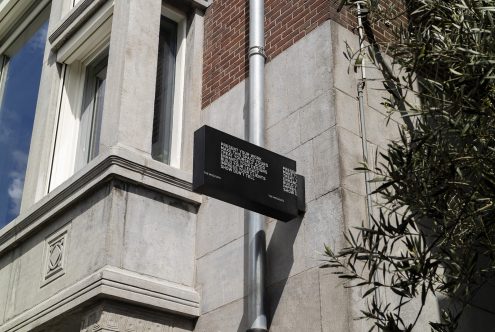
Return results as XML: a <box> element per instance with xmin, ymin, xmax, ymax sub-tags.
<box><xmin>201</xmin><ymin>0</ymin><xmax>394</xmax><ymax>108</ymax></box>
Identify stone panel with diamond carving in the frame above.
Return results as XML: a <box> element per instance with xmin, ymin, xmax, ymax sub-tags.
<box><xmin>41</xmin><ymin>223</ymin><xmax>70</xmax><ymax>286</ymax></box>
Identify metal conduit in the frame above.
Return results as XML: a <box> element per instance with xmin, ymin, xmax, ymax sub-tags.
<box><xmin>246</xmin><ymin>0</ymin><xmax>268</xmax><ymax>331</ymax></box>
<box><xmin>245</xmin><ymin>2</ymin><xmax>371</xmax><ymax>330</ymax></box>
<box><xmin>356</xmin><ymin>0</ymin><xmax>373</xmax><ymax>221</ymax></box>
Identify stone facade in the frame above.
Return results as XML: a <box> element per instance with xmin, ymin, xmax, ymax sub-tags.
<box><xmin>0</xmin><ymin>0</ymin><xmax>439</xmax><ymax>332</ymax></box>
<box><xmin>195</xmin><ymin>20</ymin><xmax>407</xmax><ymax>332</ymax></box>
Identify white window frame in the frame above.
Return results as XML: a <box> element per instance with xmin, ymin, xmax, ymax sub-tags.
<box><xmin>0</xmin><ymin>55</ymin><xmax>7</xmax><ymax>107</ymax></box>
<box><xmin>160</xmin><ymin>4</ymin><xmax>187</xmax><ymax>169</ymax></box>
<box><xmin>70</xmin><ymin>0</ymin><xmax>79</xmax><ymax>9</ymax></box>
<box><xmin>48</xmin><ymin>6</ymin><xmax>112</xmax><ymax>192</ymax></box>
<box><xmin>61</xmin><ymin>0</ymin><xmax>83</xmax><ymax>16</ymax></box>
<box><xmin>75</xmin><ymin>53</ymin><xmax>107</xmax><ymax>170</ymax></box>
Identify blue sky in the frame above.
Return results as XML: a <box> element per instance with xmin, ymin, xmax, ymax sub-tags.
<box><xmin>0</xmin><ymin>21</ymin><xmax>48</xmax><ymax>228</ymax></box>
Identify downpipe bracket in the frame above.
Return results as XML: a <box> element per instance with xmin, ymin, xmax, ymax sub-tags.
<box><xmin>357</xmin><ymin>79</ymin><xmax>366</xmax><ymax>92</ymax></box>
<box><xmin>249</xmin><ymin>46</ymin><xmax>267</xmax><ymax>59</ymax></box>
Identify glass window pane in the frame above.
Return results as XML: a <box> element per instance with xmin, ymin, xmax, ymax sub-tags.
<box><xmin>152</xmin><ymin>17</ymin><xmax>178</xmax><ymax>164</ymax></box>
<box><xmin>89</xmin><ymin>69</ymin><xmax>106</xmax><ymax>159</ymax></box>
<box><xmin>0</xmin><ymin>21</ymin><xmax>48</xmax><ymax>227</ymax></box>
<box><xmin>75</xmin><ymin>55</ymin><xmax>107</xmax><ymax>171</ymax></box>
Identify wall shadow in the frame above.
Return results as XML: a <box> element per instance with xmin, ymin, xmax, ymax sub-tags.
<box><xmin>238</xmin><ymin>211</ymin><xmax>302</xmax><ymax>332</ymax></box>
<box><xmin>265</xmin><ymin>215</ymin><xmax>302</xmax><ymax>329</ymax></box>
<box><xmin>437</xmin><ymin>275</ymin><xmax>495</xmax><ymax>331</ymax></box>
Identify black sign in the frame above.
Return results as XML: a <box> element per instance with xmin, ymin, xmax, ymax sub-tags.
<box><xmin>193</xmin><ymin>125</ymin><xmax>304</xmax><ymax>222</ymax></box>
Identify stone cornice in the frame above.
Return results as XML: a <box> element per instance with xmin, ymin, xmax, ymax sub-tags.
<box><xmin>48</xmin><ymin>0</ymin><xmax>110</xmax><ymax>50</ymax></box>
<box><xmin>0</xmin><ymin>146</ymin><xmax>202</xmax><ymax>255</ymax></box>
<box><xmin>0</xmin><ymin>266</ymin><xmax>200</xmax><ymax>331</ymax></box>
<box><xmin>48</xmin><ymin>0</ymin><xmax>211</xmax><ymax>52</ymax></box>
<box><xmin>188</xmin><ymin>0</ymin><xmax>212</xmax><ymax>10</ymax></box>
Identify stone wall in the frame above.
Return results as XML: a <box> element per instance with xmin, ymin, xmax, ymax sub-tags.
<box><xmin>33</xmin><ymin>301</ymin><xmax>194</xmax><ymax>332</ymax></box>
<box><xmin>196</xmin><ymin>21</ymin><xmax>348</xmax><ymax>331</ymax></box>
<box><xmin>0</xmin><ymin>174</ymin><xmax>200</xmax><ymax>331</ymax></box>
<box><xmin>194</xmin><ymin>20</ymin><xmax>435</xmax><ymax>331</ymax></box>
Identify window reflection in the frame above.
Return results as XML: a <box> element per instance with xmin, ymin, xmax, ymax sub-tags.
<box><xmin>75</xmin><ymin>55</ymin><xmax>107</xmax><ymax>171</ymax></box>
<box><xmin>152</xmin><ymin>17</ymin><xmax>178</xmax><ymax>165</ymax></box>
<box><xmin>0</xmin><ymin>20</ymin><xmax>48</xmax><ymax>227</ymax></box>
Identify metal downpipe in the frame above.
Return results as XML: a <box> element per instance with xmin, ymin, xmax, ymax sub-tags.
<box><xmin>356</xmin><ymin>0</ymin><xmax>373</xmax><ymax>221</ymax></box>
<box><xmin>247</xmin><ymin>0</ymin><xmax>268</xmax><ymax>331</ymax></box>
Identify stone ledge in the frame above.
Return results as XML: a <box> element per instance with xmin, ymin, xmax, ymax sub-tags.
<box><xmin>48</xmin><ymin>0</ymin><xmax>110</xmax><ymax>50</ymax></box>
<box><xmin>0</xmin><ymin>0</ymin><xmax>50</xmax><ymax>53</ymax></box>
<box><xmin>168</xmin><ymin>0</ymin><xmax>212</xmax><ymax>10</ymax></box>
<box><xmin>188</xmin><ymin>0</ymin><xmax>212</xmax><ymax>9</ymax></box>
<box><xmin>0</xmin><ymin>146</ymin><xmax>202</xmax><ymax>254</ymax></box>
<box><xmin>48</xmin><ymin>0</ymin><xmax>211</xmax><ymax>53</ymax></box>
<box><xmin>0</xmin><ymin>266</ymin><xmax>200</xmax><ymax>332</ymax></box>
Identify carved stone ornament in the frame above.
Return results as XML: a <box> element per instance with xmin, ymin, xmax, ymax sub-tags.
<box><xmin>42</xmin><ymin>225</ymin><xmax>70</xmax><ymax>286</ymax></box>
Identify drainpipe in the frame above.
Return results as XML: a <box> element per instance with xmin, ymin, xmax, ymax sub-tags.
<box><xmin>356</xmin><ymin>0</ymin><xmax>373</xmax><ymax>221</ymax></box>
<box><xmin>247</xmin><ymin>0</ymin><xmax>268</xmax><ymax>331</ymax></box>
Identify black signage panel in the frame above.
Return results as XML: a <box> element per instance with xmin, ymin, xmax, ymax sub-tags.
<box><xmin>193</xmin><ymin>125</ymin><xmax>300</xmax><ymax>221</ymax></box>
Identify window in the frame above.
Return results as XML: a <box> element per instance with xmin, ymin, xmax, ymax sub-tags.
<box><xmin>0</xmin><ymin>14</ymin><xmax>49</xmax><ymax>227</ymax></box>
<box><xmin>152</xmin><ymin>6</ymin><xmax>186</xmax><ymax>168</ymax></box>
<box><xmin>65</xmin><ymin>0</ymin><xmax>82</xmax><ymax>13</ymax></box>
<box><xmin>75</xmin><ymin>54</ymin><xmax>107</xmax><ymax>170</ymax></box>
<box><xmin>48</xmin><ymin>3</ymin><xmax>112</xmax><ymax>192</ymax></box>
<box><xmin>49</xmin><ymin>51</ymin><xmax>108</xmax><ymax>191</ymax></box>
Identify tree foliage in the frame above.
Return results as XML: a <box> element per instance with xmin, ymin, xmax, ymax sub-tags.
<box><xmin>324</xmin><ymin>0</ymin><xmax>495</xmax><ymax>330</ymax></box>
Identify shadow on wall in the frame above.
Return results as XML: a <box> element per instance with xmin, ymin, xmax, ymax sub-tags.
<box><xmin>265</xmin><ymin>215</ymin><xmax>303</xmax><ymax>329</ymax></box>
<box><xmin>439</xmin><ymin>276</ymin><xmax>495</xmax><ymax>331</ymax></box>
<box><xmin>237</xmin><ymin>211</ymin><xmax>303</xmax><ymax>332</ymax></box>
<box><xmin>413</xmin><ymin>223</ymin><xmax>495</xmax><ymax>330</ymax></box>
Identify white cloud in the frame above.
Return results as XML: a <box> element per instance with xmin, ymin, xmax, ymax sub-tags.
<box><xmin>0</xmin><ymin>106</ymin><xmax>18</xmax><ymax>143</ymax></box>
<box><xmin>6</xmin><ymin>150</ymin><xmax>28</xmax><ymax>216</ymax></box>
<box><xmin>0</xmin><ymin>125</ymin><xmax>12</xmax><ymax>143</ymax></box>
<box><xmin>28</xmin><ymin>23</ymin><xmax>48</xmax><ymax>54</ymax></box>
<box><xmin>7</xmin><ymin>172</ymin><xmax>23</xmax><ymax>215</ymax></box>
<box><xmin>12</xmin><ymin>150</ymin><xmax>28</xmax><ymax>168</ymax></box>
